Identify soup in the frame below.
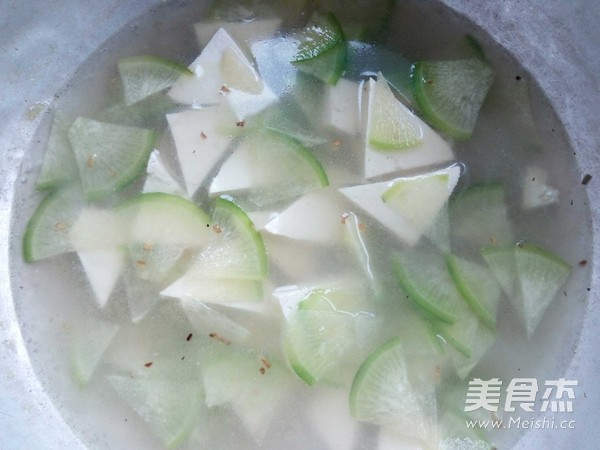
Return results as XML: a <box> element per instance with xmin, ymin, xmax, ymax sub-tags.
<box><xmin>9</xmin><ymin>0</ymin><xmax>592</xmax><ymax>449</ymax></box>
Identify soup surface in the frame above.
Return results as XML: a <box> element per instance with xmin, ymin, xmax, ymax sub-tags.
<box><xmin>9</xmin><ymin>0</ymin><xmax>592</xmax><ymax>449</ymax></box>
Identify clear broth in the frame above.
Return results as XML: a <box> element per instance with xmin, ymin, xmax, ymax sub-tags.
<box><xmin>9</xmin><ymin>0</ymin><xmax>592</xmax><ymax>449</ymax></box>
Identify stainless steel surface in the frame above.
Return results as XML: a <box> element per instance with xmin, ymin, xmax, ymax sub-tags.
<box><xmin>1</xmin><ymin>0</ymin><xmax>598</xmax><ymax>448</ymax></box>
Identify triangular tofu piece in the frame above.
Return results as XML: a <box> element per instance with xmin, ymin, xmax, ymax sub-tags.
<box><xmin>324</xmin><ymin>78</ymin><xmax>361</xmax><ymax>135</ymax></box>
<box><xmin>339</xmin><ymin>165</ymin><xmax>460</xmax><ymax>246</ymax></box>
<box><xmin>78</xmin><ymin>248</ymin><xmax>124</xmax><ymax>308</ymax></box>
<box><xmin>143</xmin><ymin>149</ymin><xmax>186</xmax><ymax>197</ymax></box>
<box><xmin>169</xmin><ymin>28</ymin><xmax>276</xmax><ymax>119</ymax></box>
<box><xmin>167</xmin><ymin>108</ymin><xmax>234</xmax><ymax>197</ymax></box>
<box><xmin>362</xmin><ymin>77</ymin><xmax>455</xmax><ymax>180</ymax></box>
<box><xmin>264</xmin><ymin>188</ymin><xmax>350</xmax><ymax>244</ymax></box>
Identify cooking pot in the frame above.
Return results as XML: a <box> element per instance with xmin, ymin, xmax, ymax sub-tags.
<box><xmin>1</xmin><ymin>0</ymin><xmax>599</xmax><ymax>448</ymax></box>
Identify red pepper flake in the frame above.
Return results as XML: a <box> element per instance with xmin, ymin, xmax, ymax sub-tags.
<box><xmin>200</xmin><ymin>131</ymin><xmax>207</xmax><ymax>140</ymax></box>
<box><xmin>332</xmin><ymin>139</ymin><xmax>342</xmax><ymax>148</ymax></box>
<box><xmin>87</xmin><ymin>154</ymin><xmax>96</xmax><ymax>168</ymax></box>
<box><xmin>213</xmin><ymin>224</ymin><xmax>222</xmax><ymax>234</ymax></box>
<box><xmin>259</xmin><ymin>367</ymin><xmax>266</xmax><ymax>375</ymax></box>
<box><xmin>582</xmin><ymin>174</ymin><xmax>593</xmax><ymax>185</ymax></box>
<box><xmin>340</xmin><ymin>212</ymin><xmax>349</xmax><ymax>224</ymax></box>
<box><xmin>579</xmin><ymin>259</ymin><xmax>588</xmax><ymax>266</ymax></box>
<box><xmin>143</xmin><ymin>242</ymin><xmax>153</xmax><ymax>251</ymax></box>
<box><xmin>209</xmin><ymin>332</ymin><xmax>231</xmax><ymax>345</ymax></box>
<box><xmin>54</xmin><ymin>221</ymin><xmax>67</xmax><ymax>231</ymax></box>
<box><xmin>490</xmin><ymin>236</ymin><xmax>497</xmax><ymax>245</ymax></box>
<box><xmin>186</xmin><ymin>333</ymin><xmax>193</xmax><ymax>341</ymax></box>
<box><xmin>426</xmin><ymin>79</ymin><xmax>434</xmax><ymax>85</ymax></box>
<box><xmin>219</xmin><ymin>85</ymin><xmax>231</xmax><ymax>94</ymax></box>
<box><xmin>236</xmin><ymin>120</ymin><xmax>246</xmax><ymax>128</ymax></box>
<box><xmin>260</xmin><ymin>357</ymin><xmax>271</xmax><ymax>369</ymax></box>
<box><xmin>358</xmin><ymin>223</ymin><xmax>367</xmax><ymax>231</ymax></box>
<box><xmin>144</xmin><ymin>362</ymin><xmax>153</xmax><ymax>368</ymax></box>
<box><xmin>136</xmin><ymin>260</ymin><xmax>146</xmax><ymax>267</ymax></box>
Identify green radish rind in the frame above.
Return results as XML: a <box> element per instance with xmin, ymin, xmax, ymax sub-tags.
<box><xmin>393</xmin><ymin>248</ymin><xmax>465</xmax><ymax>324</ymax></box>
<box><xmin>118</xmin><ymin>192</ymin><xmax>211</xmax><ymax>244</ymax></box>
<box><xmin>202</xmin><ymin>197</ymin><xmax>268</xmax><ymax>280</ymax></box>
<box><xmin>285</xmin><ymin>308</ymin><xmax>358</xmax><ymax>386</ymax></box>
<box><xmin>211</xmin><ymin>130</ymin><xmax>329</xmax><ymax>209</ymax></box>
<box><xmin>482</xmin><ymin>243</ymin><xmax>571</xmax><ymax>337</ymax></box>
<box><xmin>367</xmin><ymin>74</ymin><xmax>423</xmax><ymax>150</ymax></box>
<box><xmin>23</xmin><ymin>186</ymin><xmax>85</xmax><ymax>262</ymax></box>
<box><xmin>412</xmin><ymin>59</ymin><xmax>493</xmax><ymax>139</ymax></box>
<box><xmin>118</xmin><ymin>55</ymin><xmax>193</xmax><ymax>106</ymax></box>
<box><xmin>445</xmin><ymin>254</ymin><xmax>501</xmax><ymax>329</ymax></box>
<box><xmin>68</xmin><ymin>117</ymin><xmax>156</xmax><ymax>200</ymax></box>
<box><xmin>292</xmin><ymin>12</ymin><xmax>345</xmax><ymax>62</ymax></box>
<box><xmin>515</xmin><ymin>243</ymin><xmax>571</xmax><ymax>337</ymax></box>
<box><xmin>292</xmin><ymin>41</ymin><xmax>348</xmax><ymax>85</ymax></box>
<box><xmin>349</xmin><ymin>336</ymin><xmax>436</xmax><ymax>442</ymax></box>
<box><xmin>349</xmin><ymin>337</ymin><xmax>402</xmax><ymax>417</ymax></box>
<box><xmin>291</xmin><ymin>13</ymin><xmax>347</xmax><ymax>85</ymax></box>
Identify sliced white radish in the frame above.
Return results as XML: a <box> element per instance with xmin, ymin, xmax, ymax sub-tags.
<box><xmin>264</xmin><ymin>188</ymin><xmax>349</xmax><ymax>244</ymax></box>
<box><xmin>362</xmin><ymin>77</ymin><xmax>455</xmax><ymax>180</ymax></box>
<box><xmin>340</xmin><ymin>165</ymin><xmax>460</xmax><ymax>246</ymax></box>
<box><xmin>324</xmin><ymin>78</ymin><xmax>361</xmax><ymax>135</ymax></box>
<box><xmin>202</xmin><ymin>349</ymin><xmax>291</xmax><ymax>443</ymax></box>
<box><xmin>143</xmin><ymin>149</ymin><xmax>186</xmax><ymax>197</ymax></box>
<box><xmin>167</xmin><ymin>108</ymin><xmax>234</xmax><ymax>197</ymax></box>
<box><xmin>70</xmin><ymin>318</ymin><xmax>119</xmax><ymax>386</ymax></box>
<box><xmin>77</xmin><ymin>248</ymin><xmax>125</xmax><ymax>308</ymax></box>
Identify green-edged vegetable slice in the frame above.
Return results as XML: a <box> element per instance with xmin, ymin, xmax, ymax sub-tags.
<box><xmin>183</xmin><ymin>197</ymin><xmax>268</xmax><ymax>280</ymax></box>
<box><xmin>71</xmin><ymin>318</ymin><xmax>119</xmax><ymax>386</ymax></box>
<box><xmin>292</xmin><ymin>12</ymin><xmax>345</xmax><ymax>62</ymax></box>
<box><xmin>413</xmin><ymin>59</ymin><xmax>493</xmax><ymax>139</ymax></box>
<box><xmin>393</xmin><ymin>247</ymin><xmax>466</xmax><ymax>324</ymax></box>
<box><xmin>349</xmin><ymin>337</ymin><xmax>436</xmax><ymax>442</ymax></box>
<box><xmin>108</xmin><ymin>374</ymin><xmax>203</xmax><ymax>449</ymax></box>
<box><xmin>210</xmin><ymin>131</ymin><xmax>329</xmax><ymax>209</ymax></box>
<box><xmin>118</xmin><ymin>55</ymin><xmax>192</xmax><ymax>106</ymax></box>
<box><xmin>367</xmin><ymin>74</ymin><xmax>422</xmax><ymax>150</ymax></box>
<box><xmin>119</xmin><ymin>192</ymin><xmax>211</xmax><ymax>283</ymax></box>
<box><xmin>68</xmin><ymin>117</ymin><xmax>155</xmax><ymax>199</ymax></box>
<box><xmin>202</xmin><ymin>349</ymin><xmax>291</xmax><ymax>443</ymax></box>
<box><xmin>446</xmin><ymin>254</ymin><xmax>502</xmax><ymax>329</ymax></box>
<box><xmin>291</xmin><ymin>12</ymin><xmax>347</xmax><ymax>85</ymax></box>
<box><xmin>23</xmin><ymin>185</ymin><xmax>86</xmax><ymax>262</ymax></box>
